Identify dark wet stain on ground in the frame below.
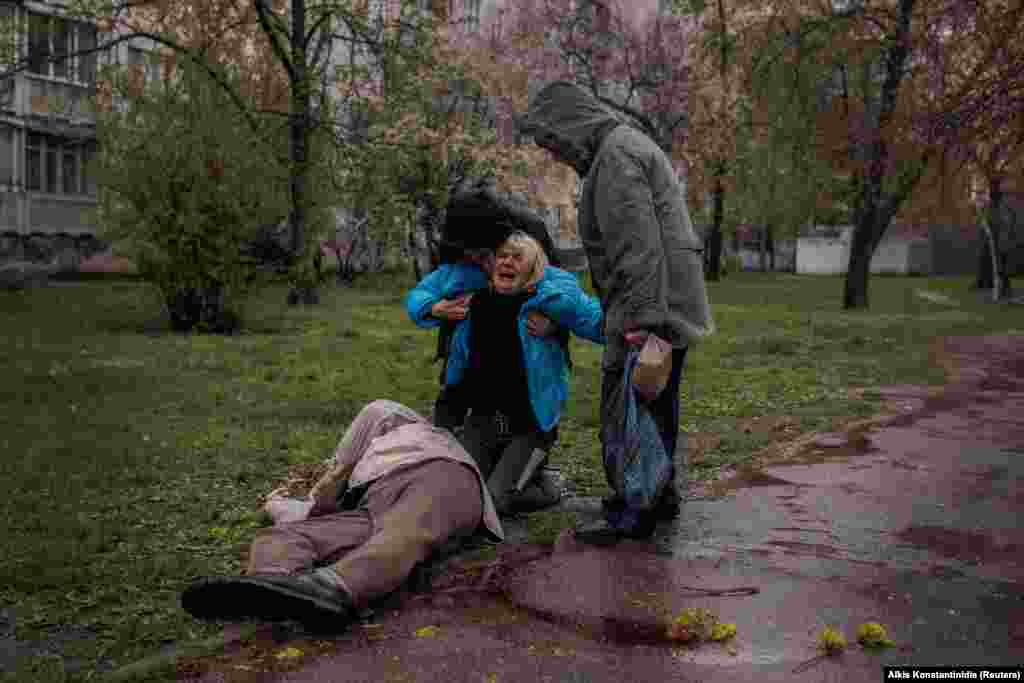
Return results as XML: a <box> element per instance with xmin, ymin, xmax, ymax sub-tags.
<box><xmin>897</xmin><ymin>525</ymin><xmax>1021</xmax><ymax>563</ymax></box>
<box><xmin>771</xmin><ymin>527</ymin><xmax>837</xmax><ymax>536</ymax></box>
<box><xmin>706</xmin><ymin>466</ymin><xmax>796</xmax><ymax>496</ymax></box>
<box><xmin>764</xmin><ymin>540</ymin><xmax>840</xmax><ymax>557</ymax></box>
<box><xmin>959</xmin><ymin>465</ymin><xmax>1013</xmax><ymax>500</ymax></box>
<box><xmin>505</xmin><ymin>597</ymin><xmax>672</xmax><ymax>647</ymax></box>
<box><xmin>786</xmin><ymin>428</ymin><xmax>879</xmax><ymax>466</ymax></box>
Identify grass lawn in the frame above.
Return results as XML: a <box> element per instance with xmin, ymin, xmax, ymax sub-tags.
<box><xmin>1</xmin><ymin>270</ymin><xmax>1021</xmax><ymax>681</ymax></box>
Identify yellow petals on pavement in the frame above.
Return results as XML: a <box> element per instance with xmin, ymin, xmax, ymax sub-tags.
<box><xmin>856</xmin><ymin>622</ymin><xmax>896</xmax><ymax>648</ymax></box>
<box><xmin>710</xmin><ymin>622</ymin><xmax>738</xmax><ymax>642</ymax></box>
<box><xmin>817</xmin><ymin>626</ymin><xmax>848</xmax><ymax>653</ymax></box>
<box><xmin>415</xmin><ymin>625</ymin><xmax>441</xmax><ymax>638</ymax></box>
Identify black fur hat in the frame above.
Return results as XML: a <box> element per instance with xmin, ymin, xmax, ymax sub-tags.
<box><xmin>439</xmin><ymin>187</ymin><xmax>560</xmax><ymax>266</ymax></box>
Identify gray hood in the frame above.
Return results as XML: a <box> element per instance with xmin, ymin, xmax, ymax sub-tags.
<box><xmin>518</xmin><ymin>81</ymin><xmax>621</xmax><ymax>177</ymax></box>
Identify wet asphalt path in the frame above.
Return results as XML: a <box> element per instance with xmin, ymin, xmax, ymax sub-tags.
<box><xmin>178</xmin><ymin>336</ymin><xmax>1024</xmax><ymax>682</ymax></box>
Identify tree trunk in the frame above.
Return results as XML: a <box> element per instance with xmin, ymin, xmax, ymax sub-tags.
<box><xmin>706</xmin><ymin>0</ymin><xmax>729</xmax><ymax>282</ymax></box>
<box><xmin>843</xmin><ymin>219</ymin><xmax>881</xmax><ymax>309</ymax></box>
<box><xmin>767</xmin><ymin>224</ymin><xmax>775</xmax><ymax>271</ymax></box>
<box><xmin>759</xmin><ymin>226</ymin><xmax>768</xmax><ymax>272</ymax></box>
<box><xmin>975</xmin><ymin>236</ymin><xmax>993</xmax><ymax>290</ymax></box>
<box><xmin>842</xmin><ymin>0</ymin><xmax>918</xmax><ymax>310</ymax></box>
<box><xmin>705</xmin><ymin>179</ymin><xmax>725</xmax><ymax>281</ymax></box>
<box><xmin>982</xmin><ymin>178</ymin><xmax>1012</xmax><ymax>302</ymax></box>
<box><xmin>287</xmin><ymin>0</ymin><xmax>314</xmax><ymax>305</ymax></box>
<box><xmin>410</xmin><ymin>202</ymin><xmax>441</xmax><ymax>283</ymax></box>
<box><xmin>981</xmin><ymin>220</ymin><xmax>1003</xmax><ymax>302</ymax></box>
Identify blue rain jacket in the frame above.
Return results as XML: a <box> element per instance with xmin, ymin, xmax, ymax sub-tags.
<box><xmin>405</xmin><ymin>263</ymin><xmax>490</xmax><ymax>330</ymax></box>
<box><xmin>406</xmin><ymin>264</ymin><xmax>605</xmax><ymax>433</ymax></box>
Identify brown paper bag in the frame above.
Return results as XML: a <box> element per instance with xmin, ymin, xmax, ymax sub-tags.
<box><xmin>632</xmin><ymin>333</ymin><xmax>672</xmax><ymax>402</ymax></box>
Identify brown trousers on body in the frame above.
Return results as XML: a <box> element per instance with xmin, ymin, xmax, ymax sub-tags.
<box><xmin>247</xmin><ymin>460</ymin><xmax>483</xmax><ymax>607</ymax></box>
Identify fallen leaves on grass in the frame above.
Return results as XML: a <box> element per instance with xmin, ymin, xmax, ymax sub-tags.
<box><xmin>686</xmin><ymin>432</ymin><xmax>722</xmax><ymax>465</ymax></box>
<box><xmin>262</xmin><ymin>461</ymin><xmax>331</xmax><ymax>501</ymax></box>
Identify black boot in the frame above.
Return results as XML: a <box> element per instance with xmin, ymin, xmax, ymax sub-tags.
<box><xmin>654</xmin><ymin>481</ymin><xmax>681</xmax><ymax>520</ymax></box>
<box><xmin>510</xmin><ymin>466</ymin><xmax>567</xmax><ymax>513</ymax></box>
<box><xmin>181</xmin><ymin>571</ymin><xmax>354</xmax><ymax>628</ymax></box>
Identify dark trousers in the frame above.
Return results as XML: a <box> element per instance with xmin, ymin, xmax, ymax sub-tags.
<box><xmin>600</xmin><ymin>347</ymin><xmax>688</xmax><ymax>499</ymax></box>
<box><xmin>433</xmin><ymin>382</ymin><xmax>469</xmax><ymax>433</ymax></box>
<box><xmin>459</xmin><ymin>413</ymin><xmax>557</xmax><ymax>515</ymax></box>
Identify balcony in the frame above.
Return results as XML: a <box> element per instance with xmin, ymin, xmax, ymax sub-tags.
<box><xmin>24</xmin><ymin>74</ymin><xmax>96</xmax><ymax>123</ymax></box>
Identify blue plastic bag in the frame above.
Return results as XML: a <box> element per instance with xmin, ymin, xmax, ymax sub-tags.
<box><xmin>602</xmin><ymin>349</ymin><xmax>672</xmax><ymax>533</ymax></box>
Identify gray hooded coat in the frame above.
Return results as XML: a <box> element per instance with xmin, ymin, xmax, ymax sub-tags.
<box><xmin>520</xmin><ymin>82</ymin><xmax>714</xmax><ymax>368</ymax></box>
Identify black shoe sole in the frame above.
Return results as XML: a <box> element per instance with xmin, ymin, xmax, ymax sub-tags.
<box><xmin>654</xmin><ymin>499</ymin><xmax>681</xmax><ymax>521</ymax></box>
<box><xmin>181</xmin><ymin>576</ymin><xmax>349</xmax><ymax>624</ymax></box>
<box><xmin>602</xmin><ymin>496</ymin><xmax>680</xmax><ymax>521</ymax></box>
<box><xmin>573</xmin><ymin>529</ymin><xmax>623</xmax><ymax>547</ymax></box>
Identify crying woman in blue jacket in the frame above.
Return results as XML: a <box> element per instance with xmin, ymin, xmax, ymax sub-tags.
<box><xmin>406</xmin><ymin>231</ymin><xmax>605</xmax><ymax>515</ymax></box>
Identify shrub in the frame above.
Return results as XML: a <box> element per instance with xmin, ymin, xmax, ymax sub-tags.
<box><xmin>94</xmin><ymin>60</ymin><xmax>318</xmax><ymax>332</ymax></box>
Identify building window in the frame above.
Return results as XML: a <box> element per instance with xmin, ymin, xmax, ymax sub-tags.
<box><xmin>0</xmin><ymin>4</ymin><xmax>13</xmax><ymax>69</ymax></box>
<box><xmin>28</xmin><ymin>13</ymin><xmax>51</xmax><ymax>76</ymax></box>
<box><xmin>463</xmin><ymin>0</ymin><xmax>481</xmax><ymax>33</ymax></box>
<box><xmin>364</xmin><ymin>0</ymin><xmax>386</xmax><ymax>25</ymax></box>
<box><xmin>26</xmin><ymin>133</ymin><xmax>42</xmax><ymax>191</ymax></box>
<box><xmin>81</xmin><ymin>141</ymin><xmax>95</xmax><ymax>196</ymax></box>
<box><xmin>0</xmin><ymin>125</ymin><xmax>13</xmax><ymax>186</ymax></box>
<box><xmin>24</xmin><ymin>134</ymin><xmax>93</xmax><ymax>195</ymax></box>
<box><xmin>0</xmin><ymin>76</ymin><xmax>13</xmax><ymax>111</ymax></box>
<box><xmin>45</xmin><ymin>142</ymin><xmax>58</xmax><ymax>193</ymax></box>
<box><xmin>52</xmin><ymin>18</ymin><xmax>72</xmax><ymax>80</ymax></box>
<box><xmin>62</xmin><ymin>146</ymin><xmax>78</xmax><ymax>194</ymax></box>
<box><xmin>127</xmin><ymin>47</ymin><xmax>160</xmax><ymax>84</ymax></box>
<box><xmin>27</xmin><ymin>13</ymin><xmax>98</xmax><ymax>85</ymax></box>
<box><xmin>78</xmin><ymin>24</ymin><xmax>97</xmax><ymax>85</ymax></box>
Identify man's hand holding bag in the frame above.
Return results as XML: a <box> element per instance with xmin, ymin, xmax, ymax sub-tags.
<box><xmin>631</xmin><ymin>333</ymin><xmax>672</xmax><ymax>402</ymax></box>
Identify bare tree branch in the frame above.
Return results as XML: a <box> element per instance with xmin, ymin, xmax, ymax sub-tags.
<box><xmin>254</xmin><ymin>0</ymin><xmax>295</xmax><ymax>83</ymax></box>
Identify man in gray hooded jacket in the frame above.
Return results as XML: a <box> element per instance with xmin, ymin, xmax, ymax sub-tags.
<box><xmin>518</xmin><ymin>81</ymin><xmax>714</xmax><ymax>541</ymax></box>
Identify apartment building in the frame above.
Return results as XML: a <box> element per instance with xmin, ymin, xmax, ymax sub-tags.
<box><xmin>0</xmin><ymin>0</ymin><xmax>102</xmax><ymax>266</ymax></box>
<box><xmin>0</xmin><ymin>0</ymin><xmax>666</xmax><ymax>270</ymax></box>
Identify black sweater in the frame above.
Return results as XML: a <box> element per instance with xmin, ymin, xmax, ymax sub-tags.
<box><xmin>464</xmin><ymin>289</ymin><xmax>537</xmax><ymax>432</ymax></box>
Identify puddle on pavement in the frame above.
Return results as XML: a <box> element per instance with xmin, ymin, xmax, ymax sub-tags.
<box><xmin>504</xmin><ymin>597</ymin><xmax>672</xmax><ymax>647</ymax></box>
<box><xmin>765</xmin><ymin>540</ymin><xmax>840</xmax><ymax>558</ymax></box>
<box><xmin>707</xmin><ymin>429</ymin><xmax>877</xmax><ymax>497</ymax></box>
<box><xmin>786</xmin><ymin>428</ymin><xmax>878</xmax><ymax>465</ymax></box>
<box><xmin>707</xmin><ymin>467</ymin><xmax>794</xmax><ymax>497</ymax></box>
<box><xmin>897</xmin><ymin>525</ymin><xmax>1021</xmax><ymax>563</ymax></box>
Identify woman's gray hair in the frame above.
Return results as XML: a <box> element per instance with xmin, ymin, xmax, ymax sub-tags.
<box><xmin>500</xmin><ymin>230</ymin><xmax>548</xmax><ymax>290</ymax></box>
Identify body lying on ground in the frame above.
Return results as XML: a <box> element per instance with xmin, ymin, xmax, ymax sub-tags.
<box><xmin>181</xmin><ymin>400</ymin><xmax>502</xmax><ymax>631</ymax></box>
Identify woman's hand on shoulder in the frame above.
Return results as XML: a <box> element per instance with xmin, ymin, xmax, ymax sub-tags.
<box><xmin>431</xmin><ymin>294</ymin><xmax>472</xmax><ymax>321</ymax></box>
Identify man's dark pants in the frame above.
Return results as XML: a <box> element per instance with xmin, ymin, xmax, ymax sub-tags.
<box><xmin>459</xmin><ymin>413</ymin><xmax>558</xmax><ymax>515</ymax></box>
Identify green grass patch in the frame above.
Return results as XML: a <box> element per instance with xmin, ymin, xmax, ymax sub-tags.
<box><xmin>522</xmin><ymin>510</ymin><xmax>582</xmax><ymax>546</ymax></box>
<box><xmin>0</xmin><ymin>271</ymin><xmax>1021</xmax><ymax>680</ymax></box>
